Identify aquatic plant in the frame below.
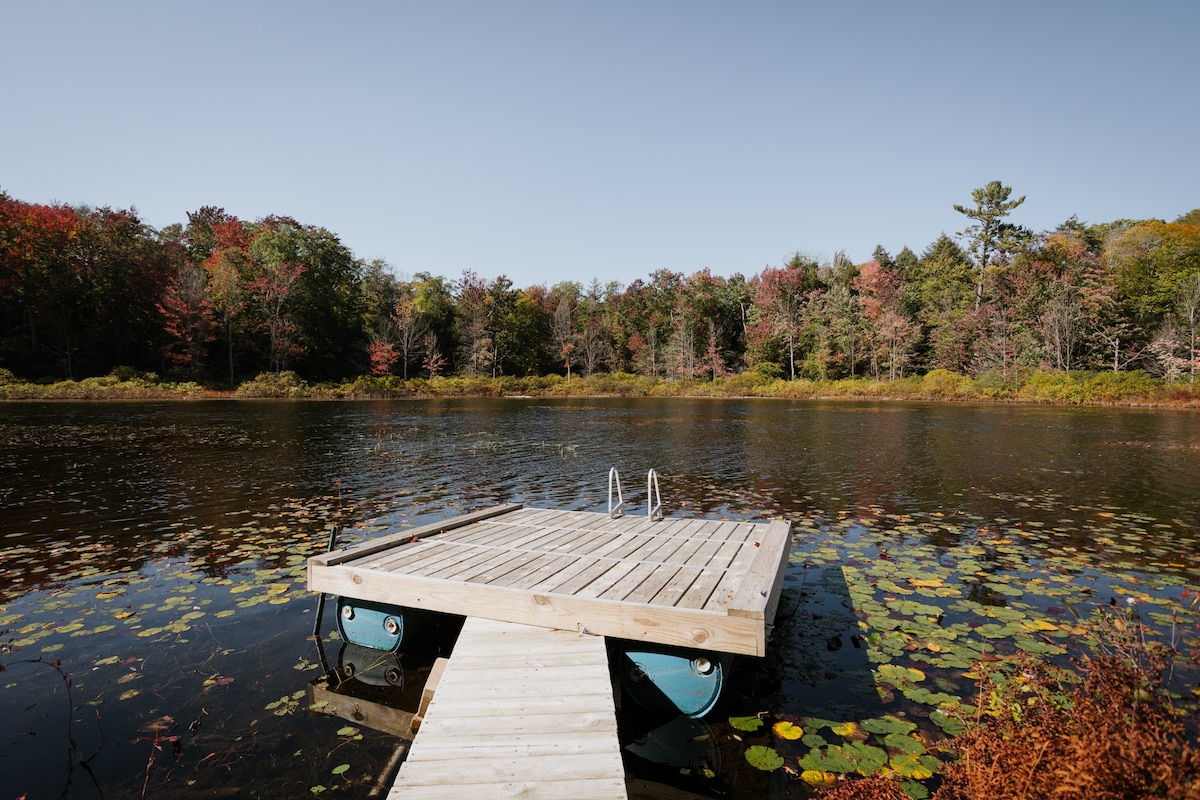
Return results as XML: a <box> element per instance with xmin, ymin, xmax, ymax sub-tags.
<box><xmin>931</xmin><ymin>608</ymin><xmax>1200</xmax><ymax>799</ymax></box>
<box><xmin>786</xmin><ymin>602</ymin><xmax>1200</xmax><ymax>799</ymax></box>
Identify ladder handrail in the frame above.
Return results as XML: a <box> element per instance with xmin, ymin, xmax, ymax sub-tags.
<box><xmin>608</xmin><ymin>467</ymin><xmax>625</xmax><ymax>518</ymax></box>
<box><xmin>647</xmin><ymin>469</ymin><xmax>663</xmax><ymax>521</ymax></box>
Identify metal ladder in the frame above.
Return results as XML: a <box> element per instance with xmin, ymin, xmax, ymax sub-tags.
<box><xmin>608</xmin><ymin>467</ymin><xmax>663</xmax><ymax>521</ymax></box>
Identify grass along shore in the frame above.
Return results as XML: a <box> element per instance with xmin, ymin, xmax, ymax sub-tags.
<box><xmin>2</xmin><ymin>367</ymin><xmax>1198</xmax><ymax>406</ymax></box>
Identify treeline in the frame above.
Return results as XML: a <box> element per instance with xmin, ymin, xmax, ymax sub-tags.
<box><xmin>2</xmin><ymin>184</ymin><xmax>1198</xmax><ymax>387</ymax></box>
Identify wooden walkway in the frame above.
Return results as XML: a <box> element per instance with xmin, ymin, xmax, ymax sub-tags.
<box><xmin>388</xmin><ymin>616</ymin><xmax>626</xmax><ymax>799</ymax></box>
<box><xmin>308</xmin><ymin>504</ymin><xmax>792</xmax><ymax>656</ymax></box>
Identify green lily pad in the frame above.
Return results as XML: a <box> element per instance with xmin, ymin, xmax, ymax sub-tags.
<box><xmin>744</xmin><ymin>745</ymin><xmax>784</xmax><ymax>771</ymax></box>
<box><xmin>728</xmin><ymin>715</ymin><xmax>764</xmax><ymax>732</ymax></box>
<box><xmin>798</xmin><ymin>747</ymin><xmax>857</xmax><ymax>774</ymax></box>
<box><xmin>801</xmin><ymin>732</ymin><xmax>828</xmax><ymax>748</ymax></box>
<box><xmin>886</xmin><ymin>598</ymin><xmax>945</xmax><ymax>617</ymax></box>
<box><xmin>876</xmin><ymin>663</ymin><xmax>926</xmax><ymax>685</ymax></box>
<box><xmin>929</xmin><ymin>709</ymin><xmax>965</xmax><ymax>734</ymax></box>
<box><xmin>861</xmin><ymin>715</ymin><xmax>916</xmax><ymax>736</ymax></box>
<box><xmin>883</xmin><ymin>733</ymin><xmax>927</xmax><ymax>754</ymax></box>
<box><xmin>890</xmin><ymin>752</ymin><xmax>939</xmax><ymax>780</ymax></box>
<box><xmin>1013</xmin><ymin>637</ymin><xmax>1067</xmax><ymax>656</ymax></box>
<box><xmin>842</xmin><ymin>742</ymin><xmax>889</xmax><ymax>775</ymax></box>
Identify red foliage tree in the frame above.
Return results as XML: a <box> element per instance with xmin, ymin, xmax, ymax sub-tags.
<box><xmin>157</xmin><ymin>263</ymin><xmax>215</xmax><ymax>373</ymax></box>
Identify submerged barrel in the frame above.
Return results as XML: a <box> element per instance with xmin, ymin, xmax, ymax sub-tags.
<box><xmin>335</xmin><ymin>597</ymin><xmax>427</xmax><ymax>652</ymax></box>
<box><xmin>338</xmin><ymin>642</ymin><xmax>405</xmax><ymax>687</ymax></box>
<box><xmin>619</xmin><ymin>645</ymin><xmax>727</xmax><ymax>718</ymax></box>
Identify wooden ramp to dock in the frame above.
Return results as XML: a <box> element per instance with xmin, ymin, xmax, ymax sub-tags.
<box><xmin>309</xmin><ymin>504</ymin><xmax>792</xmax><ymax>657</ymax></box>
<box><xmin>388</xmin><ymin>616</ymin><xmax>626</xmax><ymax>800</ymax></box>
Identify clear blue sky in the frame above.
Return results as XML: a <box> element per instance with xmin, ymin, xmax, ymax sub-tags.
<box><xmin>4</xmin><ymin>1</ymin><xmax>1196</xmax><ymax>290</ymax></box>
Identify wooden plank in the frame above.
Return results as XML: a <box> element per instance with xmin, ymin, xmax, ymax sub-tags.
<box><xmin>728</xmin><ymin>518</ymin><xmax>792</xmax><ymax>627</ymax></box>
<box><xmin>390</xmin><ymin>617</ymin><xmax>626</xmax><ymax>800</ymax></box>
<box><xmin>391</xmin><ymin>777</ymin><xmax>626</xmax><ymax>800</ymax></box>
<box><xmin>307</xmin><ymin>681</ymin><xmax>416</xmax><ymax>740</ymax></box>
<box><xmin>360</xmin><ymin>539</ymin><xmax>463</xmax><ymax>574</ymax></box>
<box><xmin>674</xmin><ymin>566</ymin><xmax>724</xmax><ymax>611</ymax></box>
<box><xmin>464</xmin><ymin>550</ymin><xmax>545</xmax><ymax>585</ymax></box>
<box><xmin>501</xmin><ymin>553</ymin><xmax>581</xmax><ymax>590</ymax></box>
<box><xmin>571</xmin><ymin>560</ymin><xmax>641</xmax><ymax>600</ymax></box>
<box><xmin>647</xmin><ymin>565</ymin><xmax>704</xmax><ymax>608</ymax></box>
<box><xmin>597</xmin><ymin>561</ymin><xmax>663</xmax><ymax>602</ymax></box>
<box><xmin>620</xmin><ymin>563</ymin><xmax>684</xmax><ymax>605</ymax></box>
<box><xmin>542</xmin><ymin>526</ymin><xmax>618</xmax><ymax>555</ymax></box>
<box><xmin>655</xmin><ymin>529</ymin><xmax>709</xmax><ymax>571</ymax></box>
<box><xmin>356</xmin><ymin>538</ymin><xmax>465</xmax><ymax>573</ymax></box>
<box><xmin>634</xmin><ymin>527</ymin><xmax>691</xmax><ymax>566</ymax></box>
<box><xmin>354</xmin><ymin>539</ymin><xmax>437</xmax><ymax>570</ymax></box>
<box><xmin>393</xmin><ymin>542</ymin><xmax>491</xmax><ymax>579</ymax></box>
<box><xmin>412</xmin><ymin>657</ymin><xmax>447</xmax><ymax>733</ymax></box>
<box><xmin>309</xmin><ymin>503</ymin><xmax>522</xmax><ymax>569</ymax></box>
<box><xmin>379</xmin><ymin>541</ymin><xmax>506</xmax><ymax>578</ymax></box>
<box><xmin>673</xmin><ymin>518</ymin><xmax>716</xmax><ymax>540</ymax></box>
<box><xmin>437</xmin><ymin>517</ymin><xmax>545</xmax><ymax>548</ymax></box>
<box><xmin>420</xmin><ymin>543</ymin><xmax>521</xmax><ymax>581</ymax></box>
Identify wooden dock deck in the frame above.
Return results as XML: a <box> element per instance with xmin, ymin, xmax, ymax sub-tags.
<box><xmin>388</xmin><ymin>616</ymin><xmax>626</xmax><ymax>799</ymax></box>
<box><xmin>308</xmin><ymin>504</ymin><xmax>792</xmax><ymax>657</ymax></box>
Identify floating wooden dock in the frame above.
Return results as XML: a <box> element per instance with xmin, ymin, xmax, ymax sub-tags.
<box><xmin>308</xmin><ymin>504</ymin><xmax>792</xmax><ymax>657</ymax></box>
<box><xmin>388</xmin><ymin>616</ymin><xmax>626</xmax><ymax>799</ymax></box>
<box><xmin>308</xmin><ymin>504</ymin><xmax>792</xmax><ymax>797</ymax></box>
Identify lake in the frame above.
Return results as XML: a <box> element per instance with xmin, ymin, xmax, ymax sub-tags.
<box><xmin>2</xmin><ymin>398</ymin><xmax>1198</xmax><ymax>797</ymax></box>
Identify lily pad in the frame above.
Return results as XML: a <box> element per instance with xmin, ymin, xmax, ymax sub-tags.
<box><xmin>798</xmin><ymin>747</ymin><xmax>857</xmax><ymax>774</ymax></box>
<box><xmin>890</xmin><ymin>752</ymin><xmax>939</xmax><ymax>780</ymax></box>
<box><xmin>861</xmin><ymin>716</ymin><xmax>916</xmax><ymax>736</ymax></box>
<box><xmin>842</xmin><ymin>742</ymin><xmax>890</xmax><ymax>775</ymax></box>
<box><xmin>772</xmin><ymin>721</ymin><xmax>803</xmax><ymax>740</ymax></box>
<box><xmin>883</xmin><ymin>733</ymin><xmax>927</xmax><ymax>754</ymax></box>
<box><xmin>745</xmin><ymin>745</ymin><xmax>784</xmax><ymax>771</ymax></box>
<box><xmin>929</xmin><ymin>709</ymin><xmax>965</xmax><ymax>734</ymax></box>
<box><xmin>728</xmin><ymin>715</ymin><xmax>764</xmax><ymax>732</ymax></box>
<box><xmin>801</xmin><ymin>769</ymin><xmax>838</xmax><ymax>787</ymax></box>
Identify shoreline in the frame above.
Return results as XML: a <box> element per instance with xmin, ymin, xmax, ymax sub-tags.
<box><xmin>2</xmin><ymin>368</ymin><xmax>1198</xmax><ymax>409</ymax></box>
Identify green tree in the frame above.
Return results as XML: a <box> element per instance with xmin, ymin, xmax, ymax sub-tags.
<box><xmin>487</xmin><ymin>276</ymin><xmax>546</xmax><ymax>376</ymax></box>
<box><xmin>576</xmin><ymin>280</ymin><xmax>613</xmax><ymax>377</ymax></box>
<box><xmin>360</xmin><ymin>259</ymin><xmax>401</xmax><ymax>342</ymax></box>
<box><xmin>412</xmin><ymin>272</ymin><xmax>456</xmax><ymax>374</ymax></box>
<box><xmin>1107</xmin><ymin>219</ymin><xmax>1200</xmax><ymax>330</ymax></box>
<box><xmin>249</xmin><ymin>217</ymin><xmax>364</xmax><ymax>379</ymax></box>
<box><xmin>954</xmin><ymin>181</ymin><xmax>1030</xmax><ymax>309</ymax></box>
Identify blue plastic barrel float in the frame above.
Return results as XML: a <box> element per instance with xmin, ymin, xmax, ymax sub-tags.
<box><xmin>336</xmin><ymin>597</ymin><xmax>429</xmax><ymax>652</ymax></box>
<box><xmin>618</xmin><ymin>645</ymin><xmax>728</xmax><ymax>718</ymax></box>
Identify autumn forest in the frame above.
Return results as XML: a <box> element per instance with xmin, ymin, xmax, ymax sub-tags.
<box><xmin>2</xmin><ymin>184</ymin><xmax>1198</xmax><ymax>392</ymax></box>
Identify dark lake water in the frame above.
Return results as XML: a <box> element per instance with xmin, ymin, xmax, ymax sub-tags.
<box><xmin>3</xmin><ymin>398</ymin><xmax>1198</xmax><ymax>797</ymax></box>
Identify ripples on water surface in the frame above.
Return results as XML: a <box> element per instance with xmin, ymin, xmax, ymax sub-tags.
<box><xmin>1</xmin><ymin>398</ymin><xmax>1197</xmax><ymax>798</ymax></box>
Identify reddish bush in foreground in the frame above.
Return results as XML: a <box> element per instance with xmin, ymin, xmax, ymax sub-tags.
<box><xmin>819</xmin><ymin>610</ymin><xmax>1200</xmax><ymax>800</ymax></box>
<box><xmin>932</xmin><ymin>651</ymin><xmax>1200</xmax><ymax>800</ymax></box>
